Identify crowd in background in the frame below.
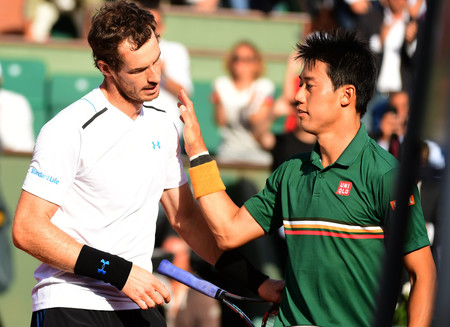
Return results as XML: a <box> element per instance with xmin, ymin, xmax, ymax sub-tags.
<box><xmin>0</xmin><ymin>0</ymin><xmax>446</xmax><ymax>326</ymax></box>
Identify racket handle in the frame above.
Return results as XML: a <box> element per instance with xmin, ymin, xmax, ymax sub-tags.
<box><xmin>158</xmin><ymin>259</ymin><xmax>223</xmax><ymax>299</ymax></box>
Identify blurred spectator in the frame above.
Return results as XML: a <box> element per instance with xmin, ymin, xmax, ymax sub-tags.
<box><xmin>135</xmin><ymin>0</ymin><xmax>194</xmax><ymax>137</ymax></box>
<box><xmin>212</xmin><ymin>40</ymin><xmax>275</xmax><ymax>166</ymax></box>
<box><xmin>418</xmin><ymin>140</ymin><xmax>444</xmax><ymax>266</ymax></box>
<box><xmin>210</xmin><ymin>41</ymin><xmax>279</xmax><ymax>324</ymax></box>
<box><xmin>0</xmin><ymin>187</ymin><xmax>13</xmax><ymax>327</ymax></box>
<box><xmin>159</xmin><ymin>235</ymin><xmax>221</xmax><ymax>327</ymax></box>
<box><xmin>371</xmin><ymin>91</ymin><xmax>445</xmax><ymax>171</ymax></box>
<box><xmin>167</xmin><ymin>0</ymin><xmax>219</xmax><ymax>12</ymax></box>
<box><xmin>356</xmin><ymin>0</ymin><xmax>424</xmax><ymax>134</ymax></box>
<box><xmin>371</xmin><ymin>91</ymin><xmax>408</xmax><ymax>142</ymax></box>
<box><xmin>25</xmin><ymin>0</ymin><xmax>103</xmax><ymax>42</ymax></box>
<box><xmin>301</xmin><ymin>0</ymin><xmax>337</xmax><ymax>35</ymax></box>
<box><xmin>373</xmin><ymin>105</ymin><xmax>400</xmax><ymax>151</ymax></box>
<box><xmin>167</xmin><ymin>0</ymin><xmax>302</xmax><ymax>14</ymax></box>
<box><xmin>334</xmin><ymin>0</ymin><xmax>373</xmax><ymax>31</ymax></box>
<box><xmin>0</xmin><ymin>63</ymin><xmax>35</xmax><ymax>153</ymax></box>
<box><xmin>369</xmin><ymin>0</ymin><xmax>419</xmax><ymax>95</ymax></box>
<box><xmin>0</xmin><ymin>0</ymin><xmax>27</xmax><ymax>35</ymax></box>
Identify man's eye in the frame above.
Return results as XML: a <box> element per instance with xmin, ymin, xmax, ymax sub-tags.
<box><xmin>131</xmin><ymin>69</ymin><xmax>146</xmax><ymax>74</ymax></box>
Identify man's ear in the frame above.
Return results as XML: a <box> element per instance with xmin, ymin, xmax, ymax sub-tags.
<box><xmin>340</xmin><ymin>85</ymin><xmax>356</xmax><ymax>108</ymax></box>
<box><xmin>97</xmin><ymin>60</ymin><xmax>112</xmax><ymax>77</ymax></box>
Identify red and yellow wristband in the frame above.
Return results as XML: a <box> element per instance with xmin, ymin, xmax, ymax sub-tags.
<box><xmin>188</xmin><ymin>152</ymin><xmax>226</xmax><ymax>199</ymax></box>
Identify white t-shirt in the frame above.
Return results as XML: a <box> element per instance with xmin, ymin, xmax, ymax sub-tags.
<box><xmin>214</xmin><ymin>76</ymin><xmax>274</xmax><ymax>166</ymax></box>
<box><xmin>370</xmin><ymin>8</ymin><xmax>417</xmax><ymax>93</ymax></box>
<box><xmin>23</xmin><ymin>87</ymin><xmax>187</xmax><ymax>311</ymax></box>
<box><xmin>0</xmin><ymin>89</ymin><xmax>35</xmax><ymax>152</ymax></box>
<box><xmin>149</xmin><ymin>39</ymin><xmax>193</xmax><ymax>136</ymax></box>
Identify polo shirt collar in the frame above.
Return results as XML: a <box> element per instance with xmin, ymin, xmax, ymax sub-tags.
<box><xmin>310</xmin><ymin>123</ymin><xmax>370</xmax><ymax>169</ymax></box>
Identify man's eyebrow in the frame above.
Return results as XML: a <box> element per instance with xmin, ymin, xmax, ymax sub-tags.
<box><xmin>299</xmin><ymin>75</ymin><xmax>313</xmax><ymax>82</ymax></box>
<box><xmin>128</xmin><ymin>65</ymin><xmax>148</xmax><ymax>73</ymax></box>
<box><xmin>127</xmin><ymin>52</ymin><xmax>161</xmax><ymax>73</ymax></box>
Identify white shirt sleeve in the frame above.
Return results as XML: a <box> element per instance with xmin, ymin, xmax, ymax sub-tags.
<box><xmin>22</xmin><ymin>114</ymin><xmax>80</xmax><ymax>205</ymax></box>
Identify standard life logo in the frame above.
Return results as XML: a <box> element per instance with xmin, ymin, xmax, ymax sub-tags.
<box><xmin>29</xmin><ymin>167</ymin><xmax>60</xmax><ymax>185</ymax></box>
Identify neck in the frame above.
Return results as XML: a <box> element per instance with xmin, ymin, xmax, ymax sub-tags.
<box><xmin>100</xmin><ymin>81</ymin><xmax>142</xmax><ymax>120</ymax></box>
<box><xmin>294</xmin><ymin>128</ymin><xmax>317</xmax><ymax>144</ymax></box>
<box><xmin>317</xmin><ymin>118</ymin><xmax>361</xmax><ymax>168</ymax></box>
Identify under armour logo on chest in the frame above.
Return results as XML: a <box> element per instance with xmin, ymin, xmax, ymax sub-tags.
<box><xmin>152</xmin><ymin>141</ymin><xmax>161</xmax><ymax>149</ymax></box>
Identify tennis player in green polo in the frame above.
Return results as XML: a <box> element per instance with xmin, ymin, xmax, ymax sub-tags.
<box><xmin>178</xmin><ymin>29</ymin><xmax>436</xmax><ymax>326</ymax></box>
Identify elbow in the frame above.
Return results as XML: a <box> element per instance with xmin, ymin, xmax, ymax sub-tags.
<box><xmin>11</xmin><ymin>217</ymin><xmax>31</xmax><ymax>252</ymax></box>
<box><xmin>12</xmin><ymin>223</ymin><xmax>24</xmax><ymax>250</ymax></box>
<box><xmin>215</xmin><ymin>235</ymin><xmax>240</xmax><ymax>252</ymax></box>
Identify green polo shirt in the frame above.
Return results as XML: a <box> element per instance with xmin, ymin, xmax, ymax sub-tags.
<box><xmin>245</xmin><ymin>124</ymin><xmax>430</xmax><ymax>327</ymax></box>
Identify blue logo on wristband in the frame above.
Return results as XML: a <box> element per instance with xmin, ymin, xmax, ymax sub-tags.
<box><xmin>98</xmin><ymin>259</ymin><xmax>109</xmax><ymax>275</ymax></box>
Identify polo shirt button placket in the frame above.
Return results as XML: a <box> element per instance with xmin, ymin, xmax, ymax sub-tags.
<box><xmin>313</xmin><ymin>173</ymin><xmax>323</xmax><ymax>196</ymax></box>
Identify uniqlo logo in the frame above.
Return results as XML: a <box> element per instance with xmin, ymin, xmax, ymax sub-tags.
<box><xmin>336</xmin><ymin>181</ymin><xmax>352</xmax><ymax>196</ymax></box>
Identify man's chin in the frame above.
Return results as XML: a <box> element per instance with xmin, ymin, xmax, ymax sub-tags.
<box><xmin>143</xmin><ymin>88</ymin><xmax>160</xmax><ymax>102</ymax></box>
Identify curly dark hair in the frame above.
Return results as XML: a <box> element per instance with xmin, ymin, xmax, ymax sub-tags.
<box><xmin>88</xmin><ymin>0</ymin><xmax>158</xmax><ymax>72</ymax></box>
<box><xmin>296</xmin><ymin>28</ymin><xmax>377</xmax><ymax>117</ymax></box>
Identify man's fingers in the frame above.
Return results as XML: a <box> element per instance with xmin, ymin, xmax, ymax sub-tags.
<box><xmin>146</xmin><ymin>289</ymin><xmax>164</xmax><ymax>307</ymax></box>
<box><xmin>149</xmin><ymin>282</ymin><xmax>171</xmax><ymax>304</ymax></box>
<box><xmin>155</xmin><ymin>282</ymin><xmax>171</xmax><ymax>303</ymax></box>
<box><xmin>122</xmin><ymin>265</ymin><xmax>171</xmax><ymax>309</ymax></box>
<box><xmin>178</xmin><ymin>89</ymin><xmax>195</xmax><ymax>113</ymax></box>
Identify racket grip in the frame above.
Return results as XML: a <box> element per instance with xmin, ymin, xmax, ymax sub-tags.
<box><xmin>158</xmin><ymin>259</ymin><xmax>222</xmax><ymax>299</ymax></box>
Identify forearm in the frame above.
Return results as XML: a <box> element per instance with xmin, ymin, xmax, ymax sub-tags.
<box><xmin>172</xmin><ymin>204</ymin><xmax>223</xmax><ymax>265</ymax></box>
<box><xmin>162</xmin><ymin>185</ymin><xmax>223</xmax><ymax>265</ymax></box>
<box><xmin>12</xmin><ymin>192</ymin><xmax>82</xmax><ymax>273</ymax></box>
<box><xmin>407</xmin><ymin>274</ymin><xmax>436</xmax><ymax>326</ymax></box>
<box><xmin>198</xmin><ymin>192</ymin><xmax>247</xmax><ymax>250</ymax></box>
<box><xmin>404</xmin><ymin>246</ymin><xmax>437</xmax><ymax>327</ymax></box>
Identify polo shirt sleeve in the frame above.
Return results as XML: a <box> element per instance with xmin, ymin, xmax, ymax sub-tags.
<box><xmin>244</xmin><ymin>164</ymin><xmax>285</xmax><ymax>234</ymax></box>
<box><xmin>380</xmin><ymin>169</ymin><xmax>430</xmax><ymax>254</ymax></box>
<box><xmin>22</xmin><ymin>115</ymin><xmax>80</xmax><ymax>206</ymax></box>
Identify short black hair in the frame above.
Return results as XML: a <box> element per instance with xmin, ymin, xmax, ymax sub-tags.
<box><xmin>296</xmin><ymin>28</ymin><xmax>377</xmax><ymax>117</ymax></box>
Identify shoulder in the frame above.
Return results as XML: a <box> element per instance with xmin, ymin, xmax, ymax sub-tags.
<box><xmin>365</xmin><ymin>138</ymin><xmax>398</xmax><ymax>172</ymax></box>
<box><xmin>361</xmin><ymin>138</ymin><xmax>399</xmax><ymax>190</ymax></box>
<box><xmin>42</xmin><ymin>88</ymin><xmax>107</xmax><ymax>135</ymax></box>
<box><xmin>274</xmin><ymin>152</ymin><xmax>312</xmax><ymax>175</ymax></box>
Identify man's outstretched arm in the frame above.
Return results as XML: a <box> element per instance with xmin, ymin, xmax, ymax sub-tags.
<box><xmin>178</xmin><ymin>89</ymin><xmax>266</xmax><ymax>250</ymax></box>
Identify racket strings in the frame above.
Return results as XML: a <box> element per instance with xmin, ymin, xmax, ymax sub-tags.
<box><xmin>261</xmin><ymin>303</ymin><xmax>279</xmax><ymax>327</ymax></box>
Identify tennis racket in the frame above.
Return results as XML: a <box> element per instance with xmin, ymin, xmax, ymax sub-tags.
<box><xmin>157</xmin><ymin>259</ymin><xmax>278</xmax><ymax>327</ymax></box>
